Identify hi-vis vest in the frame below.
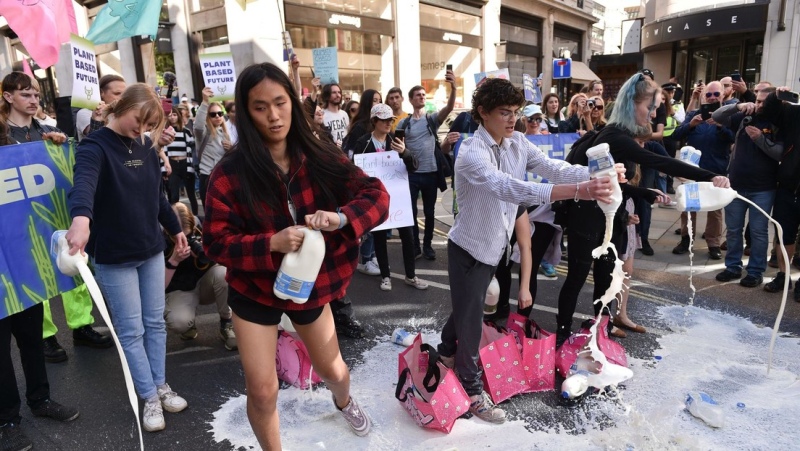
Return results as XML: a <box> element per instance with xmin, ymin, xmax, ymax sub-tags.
<box><xmin>663</xmin><ymin>115</ymin><xmax>678</xmax><ymax>137</ymax></box>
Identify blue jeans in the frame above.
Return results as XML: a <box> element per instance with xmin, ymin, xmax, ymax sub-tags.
<box><xmin>93</xmin><ymin>253</ymin><xmax>167</xmax><ymax>400</ymax></box>
<box><xmin>408</xmin><ymin>172</ymin><xmax>438</xmax><ymax>250</ymax></box>
<box><xmin>359</xmin><ymin>232</ymin><xmax>375</xmax><ymax>264</ymax></box>
<box><xmin>724</xmin><ymin>189</ymin><xmax>776</xmax><ymax>276</ymax></box>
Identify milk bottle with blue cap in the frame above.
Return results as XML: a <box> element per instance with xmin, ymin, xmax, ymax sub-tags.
<box><xmin>274</xmin><ymin>228</ymin><xmax>326</xmax><ymax>304</ymax></box>
<box><xmin>585</xmin><ymin>143</ymin><xmax>622</xmax><ymax>258</ymax></box>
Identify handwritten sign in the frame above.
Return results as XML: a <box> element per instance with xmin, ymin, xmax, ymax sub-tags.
<box><xmin>354</xmin><ymin>151</ymin><xmax>413</xmax><ymax>231</ymax></box>
<box><xmin>312</xmin><ymin>47</ymin><xmax>339</xmax><ymax>85</ymax></box>
<box><xmin>523</xmin><ymin>73</ymin><xmax>543</xmax><ymax>104</ymax></box>
<box><xmin>70</xmin><ymin>35</ymin><xmax>101</xmax><ymax>110</ymax></box>
<box><xmin>199</xmin><ymin>52</ymin><xmax>236</xmax><ymax>101</ymax></box>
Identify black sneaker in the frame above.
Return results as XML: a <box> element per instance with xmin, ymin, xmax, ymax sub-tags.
<box><xmin>764</xmin><ymin>273</ymin><xmax>791</xmax><ymax>293</ymax></box>
<box><xmin>42</xmin><ymin>336</ymin><xmax>67</xmax><ymax>363</ymax></box>
<box><xmin>672</xmin><ymin>236</ymin><xmax>691</xmax><ymax>255</ymax></box>
<box><xmin>30</xmin><ymin>399</ymin><xmax>79</xmax><ymax>422</ymax></box>
<box><xmin>335</xmin><ymin>318</ymin><xmax>365</xmax><ymax>339</ymax></box>
<box><xmin>73</xmin><ymin>325</ymin><xmax>113</xmax><ymax>348</ymax></box>
<box><xmin>0</xmin><ymin>421</ymin><xmax>32</xmax><ymax>451</ymax></box>
<box><xmin>674</xmin><ymin>228</ymin><xmax>681</xmax><ymax>235</ymax></box>
<box><xmin>740</xmin><ymin>274</ymin><xmax>763</xmax><ymax>288</ymax></box>
<box><xmin>716</xmin><ymin>269</ymin><xmax>743</xmax><ymax>282</ymax></box>
<box><xmin>793</xmin><ymin>256</ymin><xmax>800</xmax><ymax>271</ymax></box>
<box><xmin>422</xmin><ymin>246</ymin><xmax>436</xmax><ymax>260</ymax></box>
<box><xmin>640</xmin><ymin>240</ymin><xmax>654</xmax><ymax>256</ymax></box>
<box><xmin>708</xmin><ymin>247</ymin><xmax>722</xmax><ymax>260</ymax></box>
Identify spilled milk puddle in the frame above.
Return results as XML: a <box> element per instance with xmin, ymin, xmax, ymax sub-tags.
<box><xmin>209</xmin><ymin>305</ymin><xmax>800</xmax><ymax>450</ymax></box>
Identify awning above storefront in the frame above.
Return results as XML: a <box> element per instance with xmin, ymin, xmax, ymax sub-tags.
<box><xmin>570</xmin><ymin>61</ymin><xmax>601</xmax><ymax>84</ymax></box>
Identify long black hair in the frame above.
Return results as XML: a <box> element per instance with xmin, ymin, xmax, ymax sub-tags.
<box><xmin>348</xmin><ymin>89</ymin><xmax>381</xmax><ymax>133</ymax></box>
<box><xmin>223</xmin><ymin>63</ymin><xmax>365</xmax><ymax>220</ymax></box>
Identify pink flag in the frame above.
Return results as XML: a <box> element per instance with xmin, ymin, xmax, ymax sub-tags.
<box><xmin>0</xmin><ymin>0</ymin><xmax>74</xmax><ymax>68</ymax></box>
<box><xmin>21</xmin><ymin>58</ymin><xmax>34</xmax><ymax>78</ymax></box>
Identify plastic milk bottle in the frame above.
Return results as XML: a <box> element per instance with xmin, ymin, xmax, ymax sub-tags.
<box><xmin>274</xmin><ymin>228</ymin><xmax>325</xmax><ymax>304</ymax></box>
<box><xmin>585</xmin><ymin>143</ymin><xmax>622</xmax><ymax>214</ymax></box>
<box><xmin>483</xmin><ymin>277</ymin><xmax>500</xmax><ymax>314</ymax></box>
<box><xmin>677</xmin><ymin>182</ymin><xmax>738</xmax><ymax>212</ymax></box>
<box><xmin>679</xmin><ymin>146</ymin><xmax>702</xmax><ymax>167</ymax></box>
<box><xmin>686</xmin><ymin>392</ymin><xmax>724</xmax><ymax>428</ymax></box>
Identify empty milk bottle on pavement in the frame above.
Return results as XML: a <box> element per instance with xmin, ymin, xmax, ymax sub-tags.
<box><xmin>391</xmin><ymin>328</ymin><xmax>416</xmax><ymax>346</ymax></box>
<box><xmin>484</xmin><ymin>277</ymin><xmax>500</xmax><ymax>314</ymax></box>
<box><xmin>677</xmin><ymin>182</ymin><xmax>738</xmax><ymax>212</ymax></box>
<box><xmin>274</xmin><ymin>228</ymin><xmax>325</xmax><ymax>304</ymax></box>
<box><xmin>685</xmin><ymin>392</ymin><xmax>724</xmax><ymax>428</ymax></box>
<box><xmin>561</xmin><ymin>364</ymin><xmax>591</xmax><ymax>399</ymax></box>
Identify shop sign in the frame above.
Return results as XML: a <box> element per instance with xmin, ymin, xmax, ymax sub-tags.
<box><xmin>443</xmin><ymin>33</ymin><xmax>463</xmax><ymax>44</ymax></box>
<box><xmin>641</xmin><ymin>3</ymin><xmax>767</xmax><ymax>49</ymax></box>
<box><xmin>329</xmin><ymin>13</ymin><xmax>361</xmax><ymax>29</ymax></box>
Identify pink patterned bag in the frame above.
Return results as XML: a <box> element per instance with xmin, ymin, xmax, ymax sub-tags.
<box><xmin>478</xmin><ymin>321</ymin><xmax>530</xmax><ymax>404</ymax></box>
<box><xmin>506</xmin><ymin>312</ymin><xmax>556</xmax><ymax>393</ymax></box>
<box><xmin>276</xmin><ymin>330</ymin><xmax>323</xmax><ymax>389</ymax></box>
<box><xmin>396</xmin><ymin>334</ymin><xmax>470</xmax><ymax>434</ymax></box>
<box><xmin>555</xmin><ymin>316</ymin><xmax>628</xmax><ymax>378</ymax></box>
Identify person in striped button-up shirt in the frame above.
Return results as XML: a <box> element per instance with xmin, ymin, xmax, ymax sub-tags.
<box><xmin>437</xmin><ymin>78</ymin><xmax>623</xmax><ymax>423</ymax></box>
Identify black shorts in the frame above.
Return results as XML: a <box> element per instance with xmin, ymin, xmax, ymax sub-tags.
<box><xmin>228</xmin><ymin>287</ymin><xmax>324</xmax><ymax>326</ymax></box>
<box><xmin>773</xmin><ymin>188</ymin><xmax>800</xmax><ymax>245</ymax></box>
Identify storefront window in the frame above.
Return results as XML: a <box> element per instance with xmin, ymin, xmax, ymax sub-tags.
<box><xmin>742</xmin><ymin>40</ymin><xmax>763</xmax><ymax>86</ymax></box>
<box><xmin>715</xmin><ymin>44</ymin><xmax>741</xmax><ymax>81</ymax></box>
<box><xmin>285</xmin><ymin>0</ymin><xmax>392</xmax><ymax>19</ymax></box>
<box><xmin>420</xmin><ymin>4</ymin><xmax>480</xmax><ymax>36</ymax></box>
<box><xmin>420</xmin><ymin>44</ymin><xmax>480</xmax><ymax>110</ymax></box>
<box><xmin>691</xmin><ymin>48</ymin><xmax>713</xmax><ymax>86</ymax></box>
<box><xmin>288</xmin><ymin>23</ymin><xmax>391</xmax><ymax>97</ymax></box>
<box><xmin>200</xmin><ymin>26</ymin><xmax>229</xmax><ymax>49</ymax></box>
<box><xmin>189</xmin><ymin>0</ymin><xmax>224</xmax><ymax>13</ymax></box>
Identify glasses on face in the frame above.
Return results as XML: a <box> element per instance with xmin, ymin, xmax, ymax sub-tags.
<box><xmin>528</xmin><ymin>116</ymin><xmax>543</xmax><ymax>123</ymax></box>
<box><xmin>498</xmin><ymin>109</ymin><xmax>522</xmax><ymax>121</ymax></box>
<box><xmin>208</xmin><ymin>111</ymin><xmax>225</xmax><ymax>118</ymax></box>
<box><xmin>705</xmin><ymin>92</ymin><xmax>721</xmax><ymax>98</ymax></box>
<box><xmin>593</xmin><ymin>104</ymin><xmax>604</xmax><ymax>110</ymax></box>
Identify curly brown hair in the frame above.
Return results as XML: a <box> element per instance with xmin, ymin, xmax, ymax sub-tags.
<box><xmin>470</xmin><ymin>78</ymin><xmax>525</xmax><ymax>125</ymax></box>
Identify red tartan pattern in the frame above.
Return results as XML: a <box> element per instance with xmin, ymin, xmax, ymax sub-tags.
<box><xmin>203</xmin><ymin>154</ymin><xmax>389</xmax><ymax>310</ymax></box>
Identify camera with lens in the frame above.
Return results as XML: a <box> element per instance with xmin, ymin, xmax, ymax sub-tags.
<box><xmin>187</xmin><ymin>234</ymin><xmax>211</xmax><ymax>266</ymax></box>
<box><xmin>742</xmin><ymin>116</ymin><xmax>753</xmax><ymax>126</ymax></box>
<box><xmin>587</xmin><ymin>100</ymin><xmax>595</xmax><ymax>109</ymax></box>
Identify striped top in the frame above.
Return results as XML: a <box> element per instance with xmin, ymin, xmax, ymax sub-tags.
<box><xmin>161</xmin><ymin>129</ymin><xmax>195</xmax><ymax>174</ymax></box>
<box><xmin>449</xmin><ymin>126</ymin><xmax>589</xmax><ymax>266</ymax></box>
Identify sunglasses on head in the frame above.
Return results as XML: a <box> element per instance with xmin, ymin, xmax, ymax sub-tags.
<box><xmin>208</xmin><ymin>111</ymin><xmax>225</xmax><ymax>118</ymax></box>
<box><xmin>705</xmin><ymin>92</ymin><xmax>721</xmax><ymax>98</ymax></box>
<box><xmin>641</xmin><ymin>69</ymin><xmax>654</xmax><ymax>79</ymax></box>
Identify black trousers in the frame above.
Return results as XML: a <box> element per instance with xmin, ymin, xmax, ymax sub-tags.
<box><xmin>0</xmin><ymin>303</ymin><xmax>50</xmax><ymax>424</ymax></box>
<box><xmin>556</xmin><ymin>228</ymin><xmax>616</xmax><ymax>330</ymax></box>
<box><xmin>168</xmin><ymin>159</ymin><xmax>198</xmax><ymax>216</ymax></box>
<box><xmin>199</xmin><ymin>173</ymin><xmax>210</xmax><ymax>212</ymax></box>
<box><xmin>438</xmin><ymin>241</ymin><xmax>496</xmax><ymax>396</ymax></box>
<box><xmin>495</xmin><ymin>221</ymin><xmax>557</xmax><ymax>319</ymax></box>
<box><xmin>373</xmin><ymin>227</ymin><xmax>416</xmax><ymax>278</ymax></box>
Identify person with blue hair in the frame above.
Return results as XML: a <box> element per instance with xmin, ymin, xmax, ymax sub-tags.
<box><xmin>555</xmin><ymin>72</ymin><xmax>731</xmax><ymax>345</ymax></box>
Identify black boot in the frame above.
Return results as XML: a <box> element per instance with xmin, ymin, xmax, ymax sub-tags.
<box><xmin>672</xmin><ymin>236</ymin><xmax>691</xmax><ymax>255</ymax></box>
<box><xmin>556</xmin><ymin>323</ymin><xmax>572</xmax><ymax>348</ymax></box>
<box><xmin>73</xmin><ymin>325</ymin><xmax>113</xmax><ymax>348</ymax></box>
<box><xmin>764</xmin><ymin>272</ymin><xmax>791</xmax><ymax>293</ymax></box>
<box><xmin>43</xmin><ymin>336</ymin><xmax>67</xmax><ymax>363</ymax></box>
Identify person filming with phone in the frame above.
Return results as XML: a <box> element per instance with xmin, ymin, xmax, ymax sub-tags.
<box><xmin>670</xmin><ymin>80</ymin><xmax>735</xmax><ymax>259</ymax></box>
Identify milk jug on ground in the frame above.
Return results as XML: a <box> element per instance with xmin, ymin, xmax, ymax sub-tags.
<box><xmin>274</xmin><ymin>228</ymin><xmax>326</xmax><ymax>304</ymax></box>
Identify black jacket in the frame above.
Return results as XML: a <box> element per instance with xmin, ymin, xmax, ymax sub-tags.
<box><xmin>760</xmin><ymin>92</ymin><xmax>800</xmax><ymax>195</ymax></box>
<box><xmin>353</xmin><ymin>132</ymin><xmax>418</xmax><ymax>173</ymax></box>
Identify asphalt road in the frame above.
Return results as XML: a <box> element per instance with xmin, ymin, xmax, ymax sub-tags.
<box><xmin>11</xmin><ymin>216</ymin><xmax>800</xmax><ymax>451</ymax></box>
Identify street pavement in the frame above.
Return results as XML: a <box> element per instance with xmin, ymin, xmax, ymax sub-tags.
<box><xmin>10</xmin><ymin>193</ymin><xmax>800</xmax><ymax>450</ymax></box>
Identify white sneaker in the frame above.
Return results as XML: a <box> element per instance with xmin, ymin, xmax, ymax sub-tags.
<box><xmin>357</xmin><ymin>260</ymin><xmax>380</xmax><ymax>276</ymax></box>
<box><xmin>404</xmin><ymin>276</ymin><xmax>428</xmax><ymax>290</ymax></box>
<box><xmin>143</xmin><ymin>398</ymin><xmax>165</xmax><ymax>432</ymax></box>
<box><xmin>157</xmin><ymin>384</ymin><xmax>188</xmax><ymax>413</ymax></box>
<box><xmin>380</xmin><ymin>277</ymin><xmax>392</xmax><ymax>291</ymax></box>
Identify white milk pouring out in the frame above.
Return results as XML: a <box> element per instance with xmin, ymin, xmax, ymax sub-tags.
<box><xmin>585</xmin><ymin>143</ymin><xmax>623</xmax><ymax>258</ymax></box>
<box><xmin>274</xmin><ymin>228</ymin><xmax>326</xmax><ymax>304</ymax></box>
<box><xmin>676</xmin><ymin>182</ymin><xmax>791</xmax><ymax>373</ymax></box>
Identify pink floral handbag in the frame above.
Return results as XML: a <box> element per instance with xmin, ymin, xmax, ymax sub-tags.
<box><xmin>275</xmin><ymin>330</ymin><xmax>323</xmax><ymax>389</ymax></box>
<box><xmin>555</xmin><ymin>316</ymin><xmax>628</xmax><ymax>378</ymax></box>
<box><xmin>506</xmin><ymin>312</ymin><xmax>557</xmax><ymax>393</ymax></box>
<box><xmin>478</xmin><ymin>321</ymin><xmax>530</xmax><ymax>404</ymax></box>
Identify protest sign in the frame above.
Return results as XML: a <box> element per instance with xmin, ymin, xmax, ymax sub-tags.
<box><xmin>473</xmin><ymin>68</ymin><xmax>509</xmax><ymax>85</ymax></box>
<box><xmin>283</xmin><ymin>31</ymin><xmax>294</xmax><ymax>62</ymax></box>
<box><xmin>312</xmin><ymin>47</ymin><xmax>339</xmax><ymax>84</ymax></box>
<box><xmin>0</xmin><ymin>140</ymin><xmax>83</xmax><ymax>320</ymax></box>
<box><xmin>70</xmin><ymin>35</ymin><xmax>101</xmax><ymax>109</ymax></box>
<box><xmin>354</xmin><ymin>151</ymin><xmax>413</xmax><ymax>231</ymax></box>
<box><xmin>200</xmin><ymin>52</ymin><xmax>236</xmax><ymax>101</ymax></box>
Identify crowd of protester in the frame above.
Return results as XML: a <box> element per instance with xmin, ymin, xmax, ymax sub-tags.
<box><xmin>2</xmin><ymin>56</ymin><xmax>800</xmax><ymax>451</ymax></box>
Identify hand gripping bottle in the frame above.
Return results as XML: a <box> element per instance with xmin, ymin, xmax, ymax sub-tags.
<box><xmin>483</xmin><ymin>277</ymin><xmax>500</xmax><ymax>314</ymax></box>
<box><xmin>274</xmin><ymin>228</ymin><xmax>326</xmax><ymax>304</ymax></box>
<box><xmin>676</xmin><ymin>182</ymin><xmax>738</xmax><ymax>212</ymax></box>
<box><xmin>585</xmin><ymin>143</ymin><xmax>623</xmax><ymax>214</ymax></box>
<box><xmin>686</xmin><ymin>392</ymin><xmax>724</xmax><ymax>428</ymax></box>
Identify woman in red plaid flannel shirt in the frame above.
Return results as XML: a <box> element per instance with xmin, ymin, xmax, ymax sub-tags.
<box><xmin>203</xmin><ymin>63</ymin><xmax>389</xmax><ymax>447</ymax></box>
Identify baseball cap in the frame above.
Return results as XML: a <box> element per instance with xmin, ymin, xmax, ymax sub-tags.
<box><xmin>370</xmin><ymin>103</ymin><xmax>395</xmax><ymax>120</ymax></box>
<box><xmin>522</xmin><ymin>104</ymin><xmax>542</xmax><ymax>119</ymax></box>
<box><xmin>661</xmin><ymin>82</ymin><xmax>677</xmax><ymax>91</ymax></box>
